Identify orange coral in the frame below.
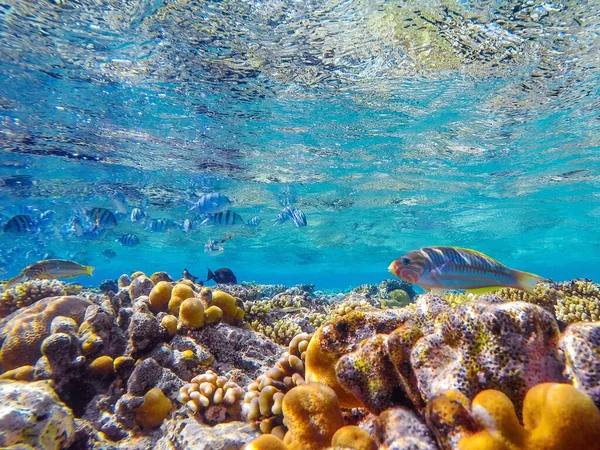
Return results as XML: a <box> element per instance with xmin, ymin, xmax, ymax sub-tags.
<box><xmin>242</xmin><ymin>434</ymin><xmax>288</xmax><ymax>450</ymax></box>
<box><xmin>459</xmin><ymin>383</ymin><xmax>600</xmax><ymax>450</ymax></box>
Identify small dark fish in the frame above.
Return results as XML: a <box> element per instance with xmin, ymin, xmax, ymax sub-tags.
<box><xmin>183</xmin><ymin>268</ymin><xmax>198</xmax><ymax>283</ymax></box>
<box><xmin>207</xmin><ymin>267</ymin><xmax>237</xmax><ymax>284</ymax></box>
<box><xmin>86</xmin><ymin>208</ymin><xmax>117</xmax><ymax>231</ymax></box>
<box><xmin>3</xmin><ymin>215</ymin><xmax>37</xmax><ymax>233</ymax></box>
<box><xmin>201</xmin><ymin>210</ymin><xmax>244</xmax><ymax>226</ymax></box>
<box><xmin>118</xmin><ymin>233</ymin><xmax>140</xmax><ymax>247</ymax></box>
<box><xmin>102</xmin><ymin>249</ymin><xmax>117</xmax><ymax>260</ymax></box>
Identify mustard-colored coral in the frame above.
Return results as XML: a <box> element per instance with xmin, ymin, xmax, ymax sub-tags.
<box><xmin>205</xmin><ymin>306</ymin><xmax>224</xmax><ymax>324</ymax></box>
<box><xmin>178</xmin><ymin>369</ymin><xmax>244</xmax><ymax>423</ymax></box>
<box><xmin>242</xmin><ymin>434</ymin><xmax>288</xmax><ymax>450</ymax></box>
<box><xmin>282</xmin><ymin>382</ymin><xmax>344</xmax><ymax>450</ymax></box>
<box><xmin>148</xmin><ymin>281</ymin><xmax>173</xmax><ymax>312</ymax></box>
<box><xmin>89</xmin><ymin>355</ymin><xmax>114</xmax><ymax>375</ymax></box>
<box><xmin>178</xmin><ymin>297</ymin><xmax>205</xmax><ymax>329</ymax></box>
<box><xmin>168</xmin><ymin>283</ymin><xmax>195</xmax><ymax>315</ymax></box>
<box><xmin>134</xmin><ymin>387</ymin><xmax>172</xmax><ymax>429</ymax></box>
<box><xmin>212</xmin><ymin>290</ymin><xmax>245</xmax><ymax>324</ymax></box>
<box><xmin>459</xmin><ymin>383</ymin><xmax>600</xmax><ymax>450</ymax></box>
<box><xmin>0</xmin><ymin>279</ymin><xmax>66</xmax><ymax>318</ymax></box>
<box><xmin>160</xmin><ymin>314</ymin><xmax>178</xmax><ymax>337</ymax></box>
<box><xmin>331</xmin><ymin>425</ymin><xmax>377</xmax><ymax>450</ymax></box>
<box><xmin>0</xmin><ymin>365</ymin><xmax>35</xmax><ymax>381</ymax></box>
<box><xmin>212</xmin><ymin>290</ymin><xmax>238</xmax><ymax>317</ymax></box>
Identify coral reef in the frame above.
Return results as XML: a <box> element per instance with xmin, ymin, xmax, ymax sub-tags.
<box><xmin>0</xmin><ymin>272</ymin><xmax>599</xmax><ymax>450</ymax></box>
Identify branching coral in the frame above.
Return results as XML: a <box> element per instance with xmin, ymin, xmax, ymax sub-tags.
<box><xmin>178</xmin><ymin>369</ymin><xmax>244</xmax><ymax>424</ymax></box>
<box><xmin>242</xmin><ymin>333</ymin><xmax>312</xmax><ymax>437</ymax></box>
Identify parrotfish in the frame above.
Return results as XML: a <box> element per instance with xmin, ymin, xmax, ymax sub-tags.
<box><xmin>4</xmin><ymin>259</ymin><xmax>94</xmax><ymax>289</ymax></box>
<box><xmin>388</xmin><ymin>246</ymin><xmax>543</xmax><ymax>294</ymax></box>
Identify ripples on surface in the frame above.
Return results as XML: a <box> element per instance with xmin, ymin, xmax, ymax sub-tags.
<box><xmin>0</xmin><ymin>0</ymin><xmax>599</xmax><ymax>288</ymax></box>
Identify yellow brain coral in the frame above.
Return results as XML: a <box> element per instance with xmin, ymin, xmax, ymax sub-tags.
<box><xmin>459</xmin><ymin>383</ymin><xmax>600</xmax><ymax>450</ymax></box>
<box><xmin>282</xmin><ymin>382</ymin><xmax>344</xmax><ymax>450</ymax></box>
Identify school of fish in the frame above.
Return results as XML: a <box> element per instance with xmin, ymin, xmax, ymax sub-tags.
<box><xmin>0</xmin><ymin>191</ymin><xmax>309</xmax><ymax>282</ymax></box>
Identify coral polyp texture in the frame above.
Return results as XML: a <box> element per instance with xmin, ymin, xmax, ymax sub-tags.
<box><xmin>1</xmin><ymin>274</ymin><xmax>600</xmax><ymax>449</ymax></box>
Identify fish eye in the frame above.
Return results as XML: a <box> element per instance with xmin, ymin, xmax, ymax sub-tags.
<box><xmin>402</xmin><ymin>258</ymin><xmax>410</xmax><ymax>265</ymax></box>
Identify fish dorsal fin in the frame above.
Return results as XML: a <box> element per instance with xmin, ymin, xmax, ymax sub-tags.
<box><xmin>433</xmin><ymin>246</ymin><xmax>506</xmax><ymax>267</ymax></box>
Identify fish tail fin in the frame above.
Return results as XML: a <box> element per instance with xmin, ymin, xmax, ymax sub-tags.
<box><xmin>85</xmin><ymin>266</ymin><xmax>95</xmax><ymax>276</ymax></box>
<box><xmin>513</xmin><ymin>270</ymin><xmax>543</xmax><ymax>294</ymax></box>
<box><xmin>4</xmin><ymin>272</ymin><xmax>26</xmax><ymax>289</ymax></box>
<box><xmin>207</xmin><ymin>269</ymin><xmax>214</xmax><ymax>282</ymax></box>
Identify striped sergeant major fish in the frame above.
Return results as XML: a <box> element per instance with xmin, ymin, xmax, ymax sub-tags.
<box><xmin>201</xmin><ymin>210</ymin><xmax>244</xmax><ymax>226</ymax></box>
<box><xmin>147</xmin><ymin>218</ymin><xmax>175</xmax><ymax>232</ymax></box>
<box><xmin>4</xmin><ymin>259</ymin><xmax>94</xmax><ymax>289</ymax></box>
<box><xmin>2</xmin><ymin>215</ymin><xmax>38</xmax><ymax>233</ymax></box>
<box><xmin>190</xmin><ymin>192</ymin><xmax>232</xmax><ymax>214</ymax></box>
<box><xmin>118</xmin><ymin>233</ymin><xmax>140</xmax><ymax>247</ymax></box>
<box><xmin>272</xmin><ymin>206</ymin><xmax>307</xmax><ymax>228</ymax></box>
<box><xmin>388</xmin><ymin>246</ymin><xmax>543</xmax><ymax>294</ymax></box>
<box><xmin>85</xmin><ymin>207</ymin><xmax>117</xmax><ymax>231</ymax></box>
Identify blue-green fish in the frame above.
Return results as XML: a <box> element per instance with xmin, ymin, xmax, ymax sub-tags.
<box><xmin>388</xmin><ymin>246</ymin><xmax>542</xmax><ymax>294</ymax></box>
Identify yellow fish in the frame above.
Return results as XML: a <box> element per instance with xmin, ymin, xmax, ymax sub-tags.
<box><xmin>388</xmin><ymin>246</ymin><xmax>542</xmax><ymax>294</ymax></box>
<box><xmin>4</xmin><ymin>259</ymin><xmax>94</xmax><ymax>289</ymax></box>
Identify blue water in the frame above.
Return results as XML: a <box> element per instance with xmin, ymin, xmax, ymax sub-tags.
<box><xmin>1</xmin><ymin>0</ymin><xmax>599</xmax><ymax>290</ymax></box>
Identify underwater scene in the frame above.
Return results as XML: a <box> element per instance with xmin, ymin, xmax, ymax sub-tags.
<box><xmin>1</xmin><ymin>0</ymin><xmax>600</xmax><ymax>449</ymax></box>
